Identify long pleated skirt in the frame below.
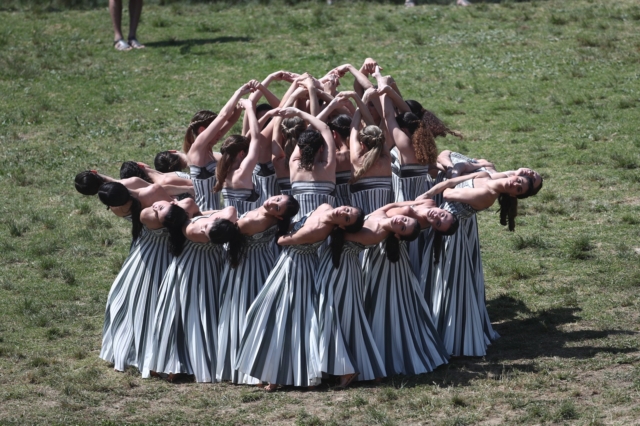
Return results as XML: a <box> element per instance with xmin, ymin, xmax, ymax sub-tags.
<box><xmin>363</xmin><ymin>241</ymin><xmax>448</xmax><ymax>376</ymax></box>
<box><xmin>144</xmin><ymin>241</ymin><xmax>222</xmax><ymax>382</ymax></box>
<box><xmin>235</xmin><ymin>244</ymin><xmax>323</xmax><ymax>387</ymax></box>
<box><xmin>217</xmin><ymin>227</ymin><xmax>277</xmax><ymax>384</ymax></box>
<box><xmin>316</xmin><ymin>242</ymin><xmax>386</xmax><ymax>381</ymax></box>
<box><xmin>100</xmin><ymin>227</ymin><xmax>172</xmax><ymax>372</ymax></box>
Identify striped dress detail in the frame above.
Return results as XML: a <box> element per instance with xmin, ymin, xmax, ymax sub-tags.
<box><xmin>191</xmin><ymin>160</ymin><xmax>220</xmax><ymax>212</ymax></box>
<box><xmin>349</xmin><ymin>176</ymin><xmax>393</xmax><ymax>216</ymax></box>
<box><xmin>235</xmin><ymin>214</ymin><xmax>323</xmax><ymax>387</ymax></box>
<box><xmin>216</xmin><ymin>223</ymin><xmax>278</xmax><ymax>384</ymax></box>
<box><xmin>430</xmin><ymin>178</ymin><xmax>498</xmax><ymax>357</ymax></box>
<box><xmin>291</xmin><ymin>181</ymin><xmax>336</xmax><ymax>221</ymax></box>
<box><xmin>175</xmin><ymin>171</ymin><xmax>192</xmax><ymax>179</ymax></box>
<box><xmin>252</xmin><ymin>162</ymin><xmax>280</xmax><ymax>206</ymax></box>
<box><xmin>277</xmin><ymin>177</ymin><xmax>292</xmax><ymax>196</ymax></box>
<box><xmin>334</xmin><ymin>170</ymin><xmax>352</xmax><ymax>207</ymax></box>
<box><xmin>143</xmin><ymin>215</ymin><xmax>223</xmax><ymax>382</ymax></box>
<box><xmin>316</xmin><ymin>241</ymin><xmax>386</xmax><ymax>381</ymax></box>
<box><xmin>362</xmin><ymin>240</ymin><xmax>449</xmax><ymax>376</ymax></box>
<box><xmin>221</xmin><ymin>187</ymin><xmax>260</xmax><ymax>217</ymax></box>
<box><xmin>100</xmin><ymin>223</ymin><xmax>152</xmax><ymax>371</ymax></box>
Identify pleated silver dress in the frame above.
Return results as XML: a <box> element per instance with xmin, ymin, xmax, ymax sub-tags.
<box><xmin>291</xmin><ymin>181</ymin><xmax>336</xmax><ymax>221</ymax></box>
<box><xmin>392</xmin><ymin>163</ymin><xmax>433</xmax><ymax>277</ymax></box>
<box><xmin>316</xmin><ymin>241</ymin><xmax>386</xmax><ymax>381</ymax></box>
<box><xmin>430</xmin><ymin>177</ymin><xmax>499</xmax><ymax>357</ymax></box>
<box><xmin>252</xmin><ymin>162</ymin><xmax>280</xmax><ymax>206</ymax></box>
<box><xmin>277</xmin><ymin>177</ymin><xmax>292</xmax><ymax>196</ymax></box>
<box><xmin>221</xmin><ymin>187</ymin><xmax>260</xmax><ymax>216</ymax></box>
<box><xmin>362</xmin><ymin>239</ymin><xmax>449</xmax><ymax>376</ymax></box>
<box><xmin>191</xmin><ymin>160</ymin><xmax>220</xmax><ymax>212</ymax></box>
<box><xmin>349</xmin><ymin>176</ymin><xmax>393</xmax><ymax>216</ymax></box>
<box><xmin>235</xmin><ymin>214</ymin><xmax>323</xmax><ymax>387</ymax></box>
<box><xmin>334</xmin><ymin>170</ymin><xmax>352</xmax><ymax>207</ymax></box>
<box><xmin>217</xmin><ymin>223</ymin><xmax>278</xmax><ymax>384</ymax></box>
<box><xmin>143</xmin><ymin>215</ymin><xmax>223</xmax><ymax>382</ymax></box>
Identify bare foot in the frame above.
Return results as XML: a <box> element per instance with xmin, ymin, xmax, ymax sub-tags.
<box><xmin>338</xmin><ymin>373</ymin><xmax>359</xmax><ymax>389</ymax></box>
<box><xmin>263</xmin><ymin>383</ymin><xmax>278</xmax><ymax>392</ymax></box>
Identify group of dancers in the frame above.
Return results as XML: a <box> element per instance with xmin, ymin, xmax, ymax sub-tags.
<box><xmin>74</xmin><ymin>59</ymin><xmax>543</xmax><ymax>390</ymax></box>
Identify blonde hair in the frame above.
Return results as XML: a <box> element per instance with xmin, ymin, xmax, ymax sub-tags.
<box><xmin>350</xmin><ymin>125</ymin><xmax>385</xmax><ymax>184</ymax></box>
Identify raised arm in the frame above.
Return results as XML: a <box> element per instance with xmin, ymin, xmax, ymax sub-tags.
<box><xmin>189</xmin><ymin>81</ymin><xmax>256</xmax><ymax>166</ymax></box>
<box><xmin>418</xmin><ymin>171</ymin><xmax>491</xmax><ymax>199</ymax></box>
<box><xmin>381</xmin><ymin>93</ymin><xmax>413</xmax><ymax>162</ymax></box>
<box><xmin>281</xmin><ymin>107</ymin><xmax>336</xmax><ymax>169</ymax></box>
<box><xmin>236</xmin><ymin>99</ymin><xmax>265</xmax><ymax>182</ymax></box>
<box><xmin>334</xmin><ymin>60</ymin><xmax>378</xmax><ymax>97</ymax></box>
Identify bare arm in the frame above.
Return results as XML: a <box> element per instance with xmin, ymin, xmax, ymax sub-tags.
<box><xmin>236</xmin><ymin>99</ymin><xmax>264</xmax><ymax>182</ymax></box>
<box><xmin>418</xmin><ymin>171</ymin><xmax>491</xmax><ymax>199</ymax></box>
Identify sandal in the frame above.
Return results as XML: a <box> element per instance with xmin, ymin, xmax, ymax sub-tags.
<box><xmin>337</xmin><ymin>372</ymin><xmax>359</xmax><ymax>389</ymax></box>
<box><xmin>114</xmin><ymin>39</ymin><xmax>131</xmax><ymax>51</ymax></box>
<box><xmin>128</xmin><ymin>38</ymin><xmax>145</xmax><ymax>49</ymax></box>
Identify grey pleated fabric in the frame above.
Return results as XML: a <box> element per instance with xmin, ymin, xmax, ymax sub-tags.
<box><xmin>191</xmin><ymin>160</ymin><xmax>220</xmax><ymax>212</ymax></box>
<box><xmin>100</xmin><ymin>224</ymin><xmax>148</xmax><ymax>371</ymax></box>
<box><xmin>221</xmin><ymin>188</ymin><xmax>260</xmax><ymax>216</ymax></box>
<box><xmin>235</xmin><ymin>215</ymin><xmax>323</xmax><ymax>387</ymax></box>
<box><xmin>277</xmin><ymin>177</ymin><xmax>292</xmax><ymax>196</ymax></box>
<box><xmin>144</xmin><ymin>216</ymin><xmax>223</xmax><ymax>382</ymax></box>
<box><xmin>349</xmin><ymin>177</ymin><xmax>393</xmax><ymax>216</ymax></box>
<box><xmin>252</xmin><ymin>162</ymin><xmax>280</xmax><ymax>206</ymax></box>
<box><xmin>291</xmin><ymin>181</ymin><xmax>336</xmax><ymax>221</ymax></box>
<box><xmin>175</xmin><ymin>171</ymin><xmax>192</xmax><ymax>179</ymax></box>
<box><xmin>362</xmin><ymin>241</ymin><xmax>448</xmax><ymax>376</ymax></box>
<box><xmin>334</xmin><ymin>170</ymin><xmax>352</xmax><ymax>207</ymax></box>
<box><xmin>316</xmin><ymin>242</ymin><xmax>386</xmax><ymax>381</ymax></box>
<box><xmin>429</xmin><ymin>178</ymin><xmax>498</xmax><ymax>357</ymax></box>
<box><xmin>216</xmin><ymin>224</ymin><xmax>278</xmax><ymax>384</ymax></box>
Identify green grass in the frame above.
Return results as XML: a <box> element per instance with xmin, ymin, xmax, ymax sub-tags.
<box><xmin>1</xmin><ymin>0</ymin><xmax>640</xmax><ymax>424</ymax></box>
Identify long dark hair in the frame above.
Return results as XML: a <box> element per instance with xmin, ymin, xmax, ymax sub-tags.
<box><xmin>120</xmin><ymin>161</ymin><xmax>152</xmax><ymax>183</ymax></box>
<box><xmin>297</xmin><ymin>129</ymin><xmax>324</xmax><ymax>171</ymax></box>
<box><xmin>329</xmin><ymin>207</ymin><xmax>365</xmax><ymax>268</ymax></box>
<box><xmin>214</xmin><ymin>135</ymin><xmax>249</xmax><ymax>192</ymax></box>
<box><xmin>281</xmin><ymin>116</ymin><xmax>306</xmax><ymax>162</ymax></box>
<box><xmin>432</xmin><ymin>216</ymin><xmax>460</xmax><ymax>264</ymax></box>
<box><xmin>384</xmin><ymin>220</ymin><xmax>421</xmax><ymax>263</ymax></box>
<box><xmin>97</xmin><ymin>182</ymin><xmax>143</xmax><ymax>243</ymax></box>
<box><xmin>184</xmin><ymin>110</ymin><xmax>218</xmax><ymax>153</ymax></box>
<box><xmin>396</xmin><ymin>112</ymin><xmax>437</xmax><ymax>165</ymax></box>
<box><xmin>208</xmin><ymin>219</ymin><xmax>245</xmax><ymax>268</ymax></box>
<box><xmin>498</xmin><ymin>175</ymin><xmax>536</xmax><ymax>232</ymax></box>
<box><xmin>275</xmin><ymin>196</ymin><xmax>301</xmax><ymax>238</ymax></box>
<box><xmin>74</xmin><ymin>171</ymin><xmax>105</xmax><ymax>195</ymax></box>
<box><xmin>163</xmin><ymin>204</ymin><xmax>190</xmax><ymax>256</ymax></box>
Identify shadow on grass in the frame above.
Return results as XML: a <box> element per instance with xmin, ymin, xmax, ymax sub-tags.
<box><xmin>144</xmin><ymin>37</ymin><xmax>252</xmax><ymax>49</ymax></box>
<box><xmin>369</xmin><ymin>295</ymin><xmax>637</xmax><ymax>389</ymax></box>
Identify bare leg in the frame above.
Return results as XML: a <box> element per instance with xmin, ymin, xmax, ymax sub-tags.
<box><xmin>128</xmin><ymin>0</ymin><xmax>144</xmax><ymax>47</ymax></box>
<box><xmin>109</xmin><ymin>0</ymin><xmax>125</xmax><ymax>42</ymax></box>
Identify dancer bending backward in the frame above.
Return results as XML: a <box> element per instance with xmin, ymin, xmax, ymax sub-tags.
<box><xmin>92</xmin><ymin>182</ymin><xmax>190</xmax><ymax>372</ymax></box>
<box><xmin>360</xmin><ymin>203</ymin><xmax>450</xmax><ymax>376</ymax></box>
<box><xmin>236</xmin><ymin>204</ymin><xmax>365</xmax><ymax>391</ymax></box>
<box><xmin>418</xmin><ymin>169</ymin><xmax>540</xmax><ymax>357</ymax></box>
<box><xmin>216</xmin><ymin>195</ymin><xmax>300</xmax><ymax>384</ymax></box>
<box><xmin>187</xmin><ymin>81</ymin><xmax>259</xmax><ymax>211</ymax></box>
<box><xmin>144</xmin><ymin>203</ymin><xmax>242</xmax><ymax>382</ymax></box>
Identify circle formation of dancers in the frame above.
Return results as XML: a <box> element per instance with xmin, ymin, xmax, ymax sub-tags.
<box><xmin>74</xmin><ymin>59</ymin><xmax>543</xmax><ymax>391</ymax></box>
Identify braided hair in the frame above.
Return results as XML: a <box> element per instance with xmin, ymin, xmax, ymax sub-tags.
<box><xmin>154</xmin><ymin>151</ymin><xmax>184</xmax><ymax>173</ymax></box>
<box><xmin>183</xmin><ymin>110</ymin><xmax>218</xmax><ymax>153</ymax></box>
<box><xmin>120</xmin><ymin>161</ymin><xmax>152</xmax><ymax>183</ymax></box>
<box><xmin>280</xmin><ymin>116</ymin><xmax>306</xmax><ymax>162</ymax></box>
<box><xmin>350</xmin><ymin>125</ymin><xmax>385</xmax><ymax>184</ymax></box>
<box><xmin>328</xmin><ymin>114</ymin><xmax>351</xmax><ymax>142</ymax></box>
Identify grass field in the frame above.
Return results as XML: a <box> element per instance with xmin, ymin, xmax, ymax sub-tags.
<box><xmin>1</xmin><ymin>0</ymin><xmax>639</xmax><ymax>424</ymax></box>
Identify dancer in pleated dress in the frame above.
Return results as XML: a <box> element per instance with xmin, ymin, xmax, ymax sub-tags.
<box><xmin>236</xmin><ymin>204</ymin><xmax>362</xmax><ymax>391</ymax></box>
<box><xmin>423</xmin><ymin>171</ymin><xmax>539</xmax><ymax>356</ymax></box>
<box><xmin>216</xmin><ymin>195</ymin><xmax>300</xmax><ymax>384</ymax></box>
<box><xmin>145</xmin><ymin>205</ymin><xmax>243</xmax><ymax>382</ymax></box>
<box><xmin>187</xmin><ymin>81</ymin><xmax>259</xmax><ymax>212</ymax></box>
<box><xmin>361</xmin><ymin>204</ymin><xmax>449</xmax><ymax>376</ymax></box>
<box><xmin>283</xmin><ymin>106</ymin><xmax>338</xmax><ymax>220</ymax></box>
<box><xmin>315</xmin><ymin>207</ymin><xmax>386</xmax><ymax>387</ymax></box>
<box><xmin>94</xmin><ymin>182</ymin><xmax>182</xmax><ymax>371</ymax></box>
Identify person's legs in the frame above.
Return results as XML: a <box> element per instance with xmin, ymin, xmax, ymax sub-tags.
<box><xmin>128</xmin><ymin>0</ymin><xmax>145</xmax><ymax>48</ymax></box>
<box><xmin>109</xmin><ymin>0</ymin><xmax>125</xmax><ymax>42</ymax></box>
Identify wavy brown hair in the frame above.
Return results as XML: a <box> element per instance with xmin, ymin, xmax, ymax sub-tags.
<box><xmin>213</xmin><ymin>135</ymin><xmax>249</xmax><ymax>192</ymax></box>
<box><xmin>350</xmin><ymin>125</ymin><xmax>385</xmax><ymax>184</ymax></box>
<box><xmin>396</xmin><ymin>112</ymin><xmax>437</xmax><ymax>165</ymax></box>
<box><xmin>183</xmin><ymin>110</ymin><xmax>218</xmax><ymax>153</ymax></box>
